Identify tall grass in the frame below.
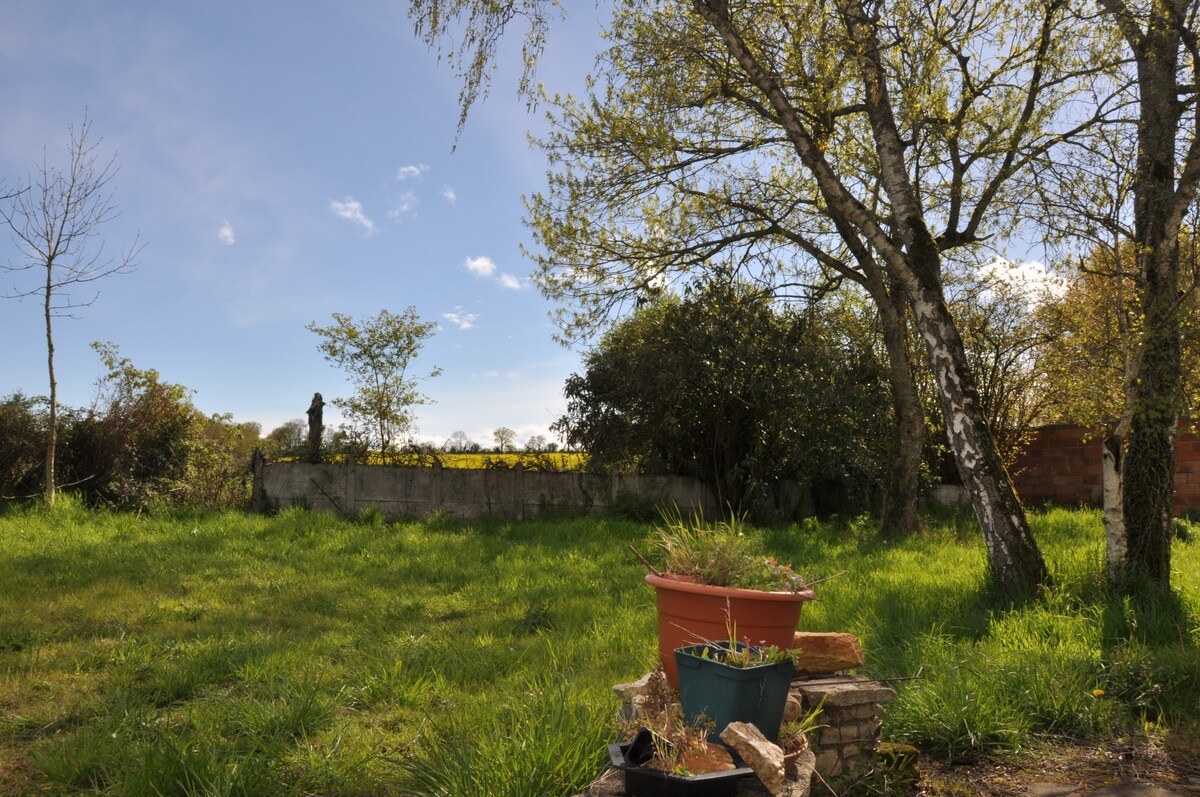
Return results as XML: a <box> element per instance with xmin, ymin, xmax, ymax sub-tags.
<box><xmin>1</xmin><ymin>498</ymin><xmax>1197</xmax><ymax>794</ymax></box>
<box><xmin>765</xmin><ymin>508</ymin><xmax>1200</xmax><ymax>761</ymax></box>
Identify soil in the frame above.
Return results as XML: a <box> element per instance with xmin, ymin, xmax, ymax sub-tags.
<box><xmin>645</xmin><ymin>741</ymin><xmax>737</xmax><ymax>775</ymax></box>
<box><xmin>913</xmin><ymin>738</ymin><xmax>1200</xmax><ymax>796</ymax></box>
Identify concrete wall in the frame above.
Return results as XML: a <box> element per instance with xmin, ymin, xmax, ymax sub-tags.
<box><xmin>1010</xmin><ymin>422</ymin><xmax>1200</xmax><ymax>513</ymax></box>
<box><xmin>253</xmin><ymin>460</ymin><xmax>723</xmax><ymax>520</ymax></box>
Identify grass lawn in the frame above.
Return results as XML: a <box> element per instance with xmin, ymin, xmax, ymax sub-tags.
<box><xmin>1</xmin><ymin>499</ymin><xmax>1197</xmax><ymax>795</ymax></box>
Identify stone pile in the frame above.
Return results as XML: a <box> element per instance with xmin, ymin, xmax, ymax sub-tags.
<box><xmin>583</xmin><ymin>631</ymin><xmax>896</xmax><ymax>795</ymax></box>
<box><xmin>789</xmin><ymin>632</ymin><xmax>896</xmax><ymax>779</ymax></box>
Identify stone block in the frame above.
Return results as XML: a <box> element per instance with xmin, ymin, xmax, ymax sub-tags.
<box><xmin>791</xmin><ymin>632</ymin><xmax>865</xmax><ymax>674</ymax></box>
<box><xmin>857</xmin><ymin>718</ymin><xmax>882</xmax><ymax>741</ymax></box>
<box><xmin>794</xmin><ymin>676</ymin><xmax>896</xmax><ymax>708</ymax></box>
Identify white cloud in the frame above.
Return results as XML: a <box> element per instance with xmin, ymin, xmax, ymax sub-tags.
<box><xmin>464</xmin><ymin>256</ymin><xmax>523</xmax><ymax>289</ymax></box>
<box><xmin>396</xmin><ymin>163</ymin><xmax>429</xmax><ymax>181</ymax></box>
<box><xmin>440</xmin><ymin>185</ymin><xmax>457</xmax><ymax>206</ymax></box>
<box><xmin>443</xmin><ymin>310</ymin><xmax>478</xmax><ymax>330</ymax></box>
<box><xmin>981</xmin><ymin>256</ymin><xmax>1067</xmax><ymax>307</ymax></box>
<box><xmin>388</xmin><ymin>190</ymin><xmax>419</xmax><ymax>221</ymax></box>
<box><xmin>329</xmin><ymin>197</ymin><xmax>377</xmax><ymax>235</ymax></box>
<box><xmin>218</xmin><ymin>220</ymin><xmax>235</xmax><ymax>245</ymax></box>
<box><xmin>464</xmin><ymin>255</ymin><xmax>497</xmax><ymax>277</ymax></box>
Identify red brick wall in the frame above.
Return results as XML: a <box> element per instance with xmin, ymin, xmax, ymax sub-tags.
<box><xmin>1010</xmin><ymin>423</ymin><xmax>1200</xmax><ymax>514</ymax></box>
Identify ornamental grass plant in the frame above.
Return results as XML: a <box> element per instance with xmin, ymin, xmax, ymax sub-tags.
<box><xmin>650</xmin><ymin>510</ymin><xmax>808</xmax><ymax>591</ymax></box>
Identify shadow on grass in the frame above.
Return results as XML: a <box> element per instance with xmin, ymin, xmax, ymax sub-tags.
<box><xmin>1099</xmin><ymin>579</ymin><xmax>1200</xmax><ymax>724</ymax></box>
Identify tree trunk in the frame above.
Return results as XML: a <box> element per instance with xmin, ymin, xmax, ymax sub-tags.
<box><xmin>1121</xmin><ymin>262</ymin><xmax>1180</xmax><ymax>584</ymax></box>
<box><xmin>909</xmin><ymin>275</ymin><xmax>1049</xmax><ymax>594</ymax></box>
<box><xmin>43</xmin><ymin>263</ymin><xmax>56</xmax><ymax>506</ymax></box>
<box><xmin>306</xmin><ymin>392</ymin><xmax>324</xmax><ymax>464</ymax></box>
<box><xmin>867</xmin><ymin>271</ymin><xmax>923</xmax><ymax>538</ymax></box>
<box><xmin>1102</xmin><ymin>433</ymin><xmax>1127</xmax><ymax>580</ymax></box>
<box><xmin>1114</xmin><ymin>21</ymin><xmax>1186</xmax><ymax>588</ymax></box>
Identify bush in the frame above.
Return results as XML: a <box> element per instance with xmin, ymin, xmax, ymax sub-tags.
<box><xmin>0</xmin><ymin>392</ymin><xmax>46</xmax><ymax>500</ymax></box>
<box><xmin>2</xmin><ymin>345</ymin><xmax>260</xmax><ymax>511</ymax></box>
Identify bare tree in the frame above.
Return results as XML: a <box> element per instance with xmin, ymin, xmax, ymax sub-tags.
<box><xmin>1</xmin><ymin>116</ymin><xmax>142</xmax><ymax>504</ymax></box>
<box><xmin>444</xmin><ymin>430</ymin><xmax>473</xmax><ymax>452</ymax></box>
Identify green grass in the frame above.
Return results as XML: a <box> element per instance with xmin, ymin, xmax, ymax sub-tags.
<box><xmin>1</xmin><ymin>498</ymin><xmax>1198</xmax><ymax>794</ymax></box>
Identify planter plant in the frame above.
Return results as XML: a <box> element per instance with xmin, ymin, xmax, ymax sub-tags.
<box><xmin>611</xmin><ymin>670</ymin><xmax>754</xmax><ymax>797</ymax></box>
<box><xmin>637</xmin><ymin>513</ymin><xmax>815</xmax><ymax>688</ymax></box>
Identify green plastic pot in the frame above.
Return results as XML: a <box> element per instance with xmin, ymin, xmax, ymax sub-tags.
<box><xmin>674</xmin><ymin>642</ymin><xmax>795</xmax><ymax>742</ymax></box>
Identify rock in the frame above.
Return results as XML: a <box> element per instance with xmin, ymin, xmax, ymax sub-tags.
<box><xmin>790</xmin><ymin>632</ymin><xmax>865</xmax><ymax>674</ymax></box>
<box><xmin>782</xmin><ymin>694</ymin><xmax>804</xmax><ymax>723</ymax></box>
<box><xmin>793</xmin><ymin>676</ymin><xmax>896</xmax><ymax>708</ymax></box>
<box><xmin>720</xmin><ymin>722</ymin><xmax>787</xmax><ymax>796</ymax></box>
<box><xmin>612</xmin><ymin>672</ymin><xmax>655</xmax><ymax>703</ymax></box>
<box><xmin>612</xmin><ymin>672</ymin><xmax>655</xmax><ymax>724</ymax></box>
<box><xmin>782</xmin><ymin>747</ymin><xmax>816</xmax><ymax>797</ymax></box>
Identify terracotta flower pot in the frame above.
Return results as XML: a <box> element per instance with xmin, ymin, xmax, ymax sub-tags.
<box><xmin>646</xmin><ymin>573</ymin><xmax>814</xmax><ymax>690</ymax></box>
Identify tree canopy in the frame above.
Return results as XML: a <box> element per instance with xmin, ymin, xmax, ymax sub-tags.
<box><xmin>556</xmin><ymin>280</ymin><xmax>892</xmax><ymax>516</ymax></box>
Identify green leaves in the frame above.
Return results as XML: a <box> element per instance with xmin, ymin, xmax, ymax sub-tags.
<box><xmin>555</xmin><ymin>280</ymin><xmax>892</xmax><ymax>515</ymax></box>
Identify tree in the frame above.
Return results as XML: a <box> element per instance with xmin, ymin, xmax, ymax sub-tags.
<box><xmin>1</xmin><ymin>117</ymin><xmax>141</xmax><ymax>505</ymax></box>
<box><xmin>555</xmin><ymin>280</ymin><xmax>892</xmax><ymax>515</ymax></box>
<box><xmin>408</xmin><ymin>0</ymin><xmax>1149</xmax><ymax>592</ymax></box>
<box><xmin>493</xmin><ymin>426</ymin><xmax>516</xmax><ymax>452</ymax></box>
<box><xmin>78</xmin><ymin>342</ymin><xmax>203</xmax><ymax>509</ymax></box>
<box><xmin>1041</xmin><ymin>249</ymin><xmax>1200</xmax><ymax>429</ymax></box>
<box><xmin>949</xmin><ymin>259</ymin><xmax>1065</xmax><ymax>465</ymax></box>
<box><xmin>525</xmin><ymin>433</ymin><xmax>547</xmax><ymax>452</ymax></box>
<box><xmin>307</xmin><ymin>307</ymin><xmax>441</xmax><ymax>462</ymax></box>
<box><xmin>407</xmin><ymin>0</ymin><xmax>563</xmax><ymax>133</ymax></box>
<box><xmin>1027</xmin><ymin>1</ymin><xmax>1200</xmax><ymax>588</ymax></box>
<box><xmin>444</xmin><ymin>430</ymin><xmax>474</xmax><ymax>452</ymax></box>
<box><xmin>1036</xmin><ymin>242</ymin><xmax>1200</xmax><ymax>580</ymax></box>
<box><xmin>1089</xmin><ymin>0</ymin><xmax>1200</xmax><ymax>588</ymax></box>
<box><xmin>265</xmin><ymin>419</ymin><xmax>307</xmax><ymax>459</ymax></box>
<box><xmin>0</xmin><ymin>392</ymin><xmax>47</xmax><ymax>499</ymax></box>
<box><xmin>523</xmin><ymin>0</ymin><xmax>1098</xmax><ymax>592</ymax></box>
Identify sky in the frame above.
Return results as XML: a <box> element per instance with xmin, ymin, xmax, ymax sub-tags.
<box><xmin>0</xmin><ymin>2</ymin><xmax>608</xmax><ymax>450</ymax></box>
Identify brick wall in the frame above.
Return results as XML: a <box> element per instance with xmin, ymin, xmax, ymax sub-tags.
<box><xmin>1010</xmin><ymin>422</ymin><xmax>1200</xmax><ymax>514</ymax></box>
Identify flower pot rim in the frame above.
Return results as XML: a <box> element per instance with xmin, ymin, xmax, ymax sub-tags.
<box><xmin>646</xmin><ymin>572</ymin><xmax>816</xmax><ymax>601</ymax></box>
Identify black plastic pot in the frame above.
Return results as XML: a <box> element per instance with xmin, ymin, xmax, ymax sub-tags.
<box><xmin>606</xmin><ymin>740</ymin><xmax>754</xmax><ymax>797</ymax></box>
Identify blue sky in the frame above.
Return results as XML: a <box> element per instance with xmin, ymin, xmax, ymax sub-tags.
<box><xmin>0</xmin><ymin>2</ymin><xmax>606</xmax><ymax>449</ymax></box>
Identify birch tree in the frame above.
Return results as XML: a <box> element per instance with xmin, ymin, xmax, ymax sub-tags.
<box><xmin>407</xmin><ymin>0</ymin><xmax>1111</xmax><ymax>594</ymax></box>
